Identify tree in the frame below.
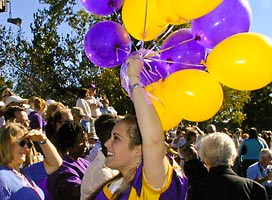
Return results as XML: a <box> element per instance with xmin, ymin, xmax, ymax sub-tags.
<box><xmin>0</xmin><ymin>0</ymin><xmax>270</xmax><ymax>126</ymax></box>
<box><xmin>197</xmin><ymin>85</ymin><xmax>250</xmax><ymax>131</ymax></box>
<box><xmin>242</xmin><ymin>83</ymin><xmax>272</xmax><ymax>131</ymax></box>
<box><xmin>0</xmin><ymin>24</ymin><xmax>20</xmax><ymax>92</ymax></box>
<box><xmin>0</xmin><ymin>0</ymin><xmax>132</xmax><ymax>114</ymax></box>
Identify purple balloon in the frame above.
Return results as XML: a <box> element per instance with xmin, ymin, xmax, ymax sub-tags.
<box><xmin>84</xmin><ymin>21</ymin><xmax>132</xmax><ymax>68</ymax></box>
<box><xmin>192</xmin><ymin>0</ymin><xmax>252</xmax><ymax>49</ymax></box>
<box><xmin>160</xmin><ymin>28</ymin><xmax>207</xmax><ymax>76</ymax></box>
<box><xmin>81</xmin><ymin>0</ymin><xmax>124</xmax><ymax>16</ymax></box>
<box><xmin>120</xmin><ymin>50</ymin><xmax>167</xmax><ymax>97</ymax></box>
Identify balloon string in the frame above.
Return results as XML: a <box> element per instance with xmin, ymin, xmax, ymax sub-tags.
<box><xmin>140</xmin><ymin>0</ymin><xmax>148</xmax><ymax>50</ymax></box>
<box><xmin>146</xmin><ymin>90</ymin><xmax>166</xmax><ymax>110</ymax></box>
<box><xmin>114</xmin><ymin>11</ymin><xmax>122</xmax><ymax>24</ymax></box>
<box><xmin>141</xmin><ymin>67</ymin><xmax>155</xmax><ymax>85</ymax></box>
<box><xmin>143</xmin><ymin>37</ymin><xmax>196</xmax><ymax>59</ymax></box>
<box><xmin>146</xmin><ymin>57</ymin><xmax>206</xmax><ymax>68</ymax></box>
<box><xmin>148</xmin><ymin>25</ymin><xmax>175</xmax><ymax>52</ymax></box>
<box><xmin>116</xmin><ymin>47</ymin><xmax>132</xmax><ymax>63</ymax></box>
<box><xmin>114</xmin><ymin>6</ymin><xmax>140</xmax><ymax>59</ymax></box>
<box><xmin>141</xmin><ymin>59</ymin><xmax>165</xmax><ymax>84</ymax></box>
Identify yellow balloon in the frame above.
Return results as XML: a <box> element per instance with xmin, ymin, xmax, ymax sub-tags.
<box><xmin>171</xmin><ymin>0</ymin><xmax>223</xmax><ymax>20</ymax></box>
<box><xmin>206</xmin><ymin>33</ymin><xmax>272</xmax><ymax>91</ymax></box>
<box><xmin>145</xmin><ymin>81</ymin><xmax>183</xmax><ymax>131</ymax></box>
<box><xmin>162</xmin><ymin>70</ymin><xmax>223</xmax><ymax>122</ymax></box>
<box><xmin>157</xmin><ymin>0</ymin><xmax>187</xmax><ymax>25</ymax></box>
<box><xmin>122</xmin><ymin>0</ymin><xmax>168</xmax><ymax>41</ymax></box>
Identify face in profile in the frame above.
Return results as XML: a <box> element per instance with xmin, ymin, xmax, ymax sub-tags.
<box><xmin>69</xmin><ymin>131</ymin><xmax>89</xmax><ymax>159</ymax></box>
<box><xmin>104</xmin><ymin>121</ymin><xmax>140</xmax><ymax>175</ymax></box>
<box><xmin>9</xmin><ymin>130</ymin><xmax>31</xmax><ymax>167</ymax></box>
<box><xmin>14</xmin><ymin>111</ymin><xmax>30</xmax><ymax>128</ymax></box>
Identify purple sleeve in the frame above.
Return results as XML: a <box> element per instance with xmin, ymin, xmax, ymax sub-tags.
<box><xmin>22</xmin><ymin>162</ymin><xmax>47</xmax><ymax>183</ymax></box>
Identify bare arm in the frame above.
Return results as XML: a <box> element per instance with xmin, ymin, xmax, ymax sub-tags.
<box><xmin>127</xmin><ymin>57</ymin><xmax>168</xmax><ymax>189</ymax></box>
<box><xmin>193</xmin><ymin>126</ymin><xmax>205</xmax><ymax>136</ymax></box>
<box><xmin>27</xmin><ymin>130</ymin><xmax>63</xmax><ymax>174</ymax></box>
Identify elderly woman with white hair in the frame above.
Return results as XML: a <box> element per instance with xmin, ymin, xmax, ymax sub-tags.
<box><xmin>191</xmin><ymin>132</ymin><xmax>268</xmax><ymax>200</ymax></box>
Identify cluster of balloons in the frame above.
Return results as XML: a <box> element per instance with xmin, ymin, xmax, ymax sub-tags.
<box><xmin>82</xmin><ymin>0</ymin><xmax>272</xmax><ymax>131</ymax></box>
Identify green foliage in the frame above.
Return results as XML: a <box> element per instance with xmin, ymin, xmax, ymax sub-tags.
<box><xmin>0</xmin><ymin>0</ymin><xmax>270</xmax><ymax>129</ymax></box>
<box><xmin>13</xmin><ymin>2</ymin><xmax>96</xmax><ymax>104</ymax></box>
<box><xmin>198</xmin><ymin>85</ymin><xmax>250</xmax><ymax>131</ymax></box>
<box><xmin>242</xmin><ymin>83</ymin><xmax>272</xmax><ymax>130</ymax></box>
<box><xmin>0</xmin><ymin>25</ymin><xmax>23</xmax><ymax>92</ymax></box>
<box><xmin>87</xmin><ymin>67</ymin><xmax>133</xmax><ymax>115</ymax></box>
<box><xmin>0</xmin><ymin>0</ymin><xmax>130</xmax><ymax>111</ymax></box>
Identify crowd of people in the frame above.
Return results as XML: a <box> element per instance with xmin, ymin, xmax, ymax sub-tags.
<box><xmin>0</xmin><ymin>58</ymin><xmax>271</xmax><ymax>199</ymax></box>
<box><xmin>165</xmin><ymin>121</ymin><xmax>272</xmax><ymax>199</ymax></box>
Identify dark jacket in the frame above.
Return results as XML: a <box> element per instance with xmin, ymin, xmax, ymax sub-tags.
<box><xmin>191</xmin><ymin>165</ymin><xmax>268</xmax><ymax>200</ymax></box>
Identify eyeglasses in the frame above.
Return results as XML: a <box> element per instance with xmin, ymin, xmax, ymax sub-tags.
<box><xmin>17</xmin><ymin>139</ymin><xmax>33</xmax><ymax>148</ymax></box>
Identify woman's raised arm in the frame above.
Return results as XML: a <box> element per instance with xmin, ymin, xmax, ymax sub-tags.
<box><xmin>28</xmin><ymin>129</ymin><xmax>63</xmax><ymax>174</ymax></box>
<box><xmin>126</xmin><ymin>57</ymin><xmax>168</xmax><ymax>189</ymax></box>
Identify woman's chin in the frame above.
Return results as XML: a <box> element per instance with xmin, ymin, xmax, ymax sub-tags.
<box><xmin>19</xmin><ymin>155</ymin><xmax>26</xmax><ymax>163</ymax></box>
<box><xmin>105</xmin><ymin>159</ymin><xmax>115</xmax><ymax>169</ymax></box>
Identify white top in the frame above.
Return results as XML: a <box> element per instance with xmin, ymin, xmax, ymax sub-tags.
<box><xmin>76</xmin><ymin>98</ymin><xmax>92</xmax><ymax>121</ymax></box>
<box><xmin>80</xmin><ymin>151</ymin><xmax>119</xmax><ymax>200</ymax></box>
<box><xmin>87</xmin><ymin>96</ymin><xmax>102</xmax><ymax>118</ymax></box>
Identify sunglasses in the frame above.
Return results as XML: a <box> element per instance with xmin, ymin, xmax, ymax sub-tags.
<box><xmin>17</xmin><ymin>139</ymin><xmax>33</xmax><ymax>148</ymax></box>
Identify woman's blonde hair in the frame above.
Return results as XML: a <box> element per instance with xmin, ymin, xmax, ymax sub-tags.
<box><xmin>45</xmin><ymin>102</ymin><xmax>65</xmax><ymax>121</ymax></box>
<box><xmin>33</xmin><ymin>97</ymin><xmax>47</xmax><ymax>112</ymax></box>
<box><xmin>0</xmin><ymin>123</ymin><xmax>27</xmax><ymax>165</ymax></box>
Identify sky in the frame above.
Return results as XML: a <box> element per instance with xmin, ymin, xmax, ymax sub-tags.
<box><xmin>0</xmin><ymin>0</ymin><xmax>271</xmax><ymax>41</ymax></box>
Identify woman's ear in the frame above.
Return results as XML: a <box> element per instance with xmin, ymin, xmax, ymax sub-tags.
<box><xmin>135</xmin><ymin>145</ymin><xmax>143</xmax><ymax>156</ymax></box>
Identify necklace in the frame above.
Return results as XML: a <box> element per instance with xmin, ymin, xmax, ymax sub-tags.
<box><xmin>6</xmin><ymin>166</ymin><xmax>43</xmax><ymax>200</ymax></box>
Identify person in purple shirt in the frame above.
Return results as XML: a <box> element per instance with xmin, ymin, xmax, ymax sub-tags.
<box><xmin>28</xmin><ymin>97</ymin><xmax>48</xmax><ymax>156</ymax></box>
<box><xmin>47</xmin><ymin>121</ymin><xmax>90</xmax><ymax>200</ymax></box>
<box><xmin>28</xmin><ymin>97</ymin><xmax>47</xmax><ymax>132</ymax></box>
<box><xmin>0</xmin><ymin>122</ymin><xmax>62</xmax><ymax>200</ymax></box>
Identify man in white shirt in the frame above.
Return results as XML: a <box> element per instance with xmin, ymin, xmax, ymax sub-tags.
<box><xmin>86</xmin><ymin>84</ymin><xmax>102</xmax><ymax>118</ymax></box>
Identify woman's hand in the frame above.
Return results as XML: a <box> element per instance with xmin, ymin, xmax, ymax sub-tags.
<box><xmin>126</xmin><ymin>57</ymin><xmax>144</xmax><ymax>82</ymax></box>
<box><xmin>26</xmin><ymin>129</ymin><xmax>47</xmax><ymax>143</ymax></box>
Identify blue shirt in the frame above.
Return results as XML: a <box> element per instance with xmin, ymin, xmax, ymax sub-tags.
<box><xmin>0</xmin><ymin>162</ymin><xmax>47</xmax><ymax>200</ymax></box>
<box><xmin>238</xmin><ymin>138</ymin><xmax>268</xmax><ymax>162</ymax></box>
<box><xmin>247</xmin><ymin>162</ymin><xmax>272</xmax><ymax>188</ymax></box>
<box><xmin>85</xmin><ymin>141</ymin><xmax>101</xmax><ymax>163</ymax></box>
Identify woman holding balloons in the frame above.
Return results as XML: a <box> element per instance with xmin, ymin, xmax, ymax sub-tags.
<box><xmin>87</xmin><ymin>57</ymin><xmax>188</xmax><ymax>200</ymax></box>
